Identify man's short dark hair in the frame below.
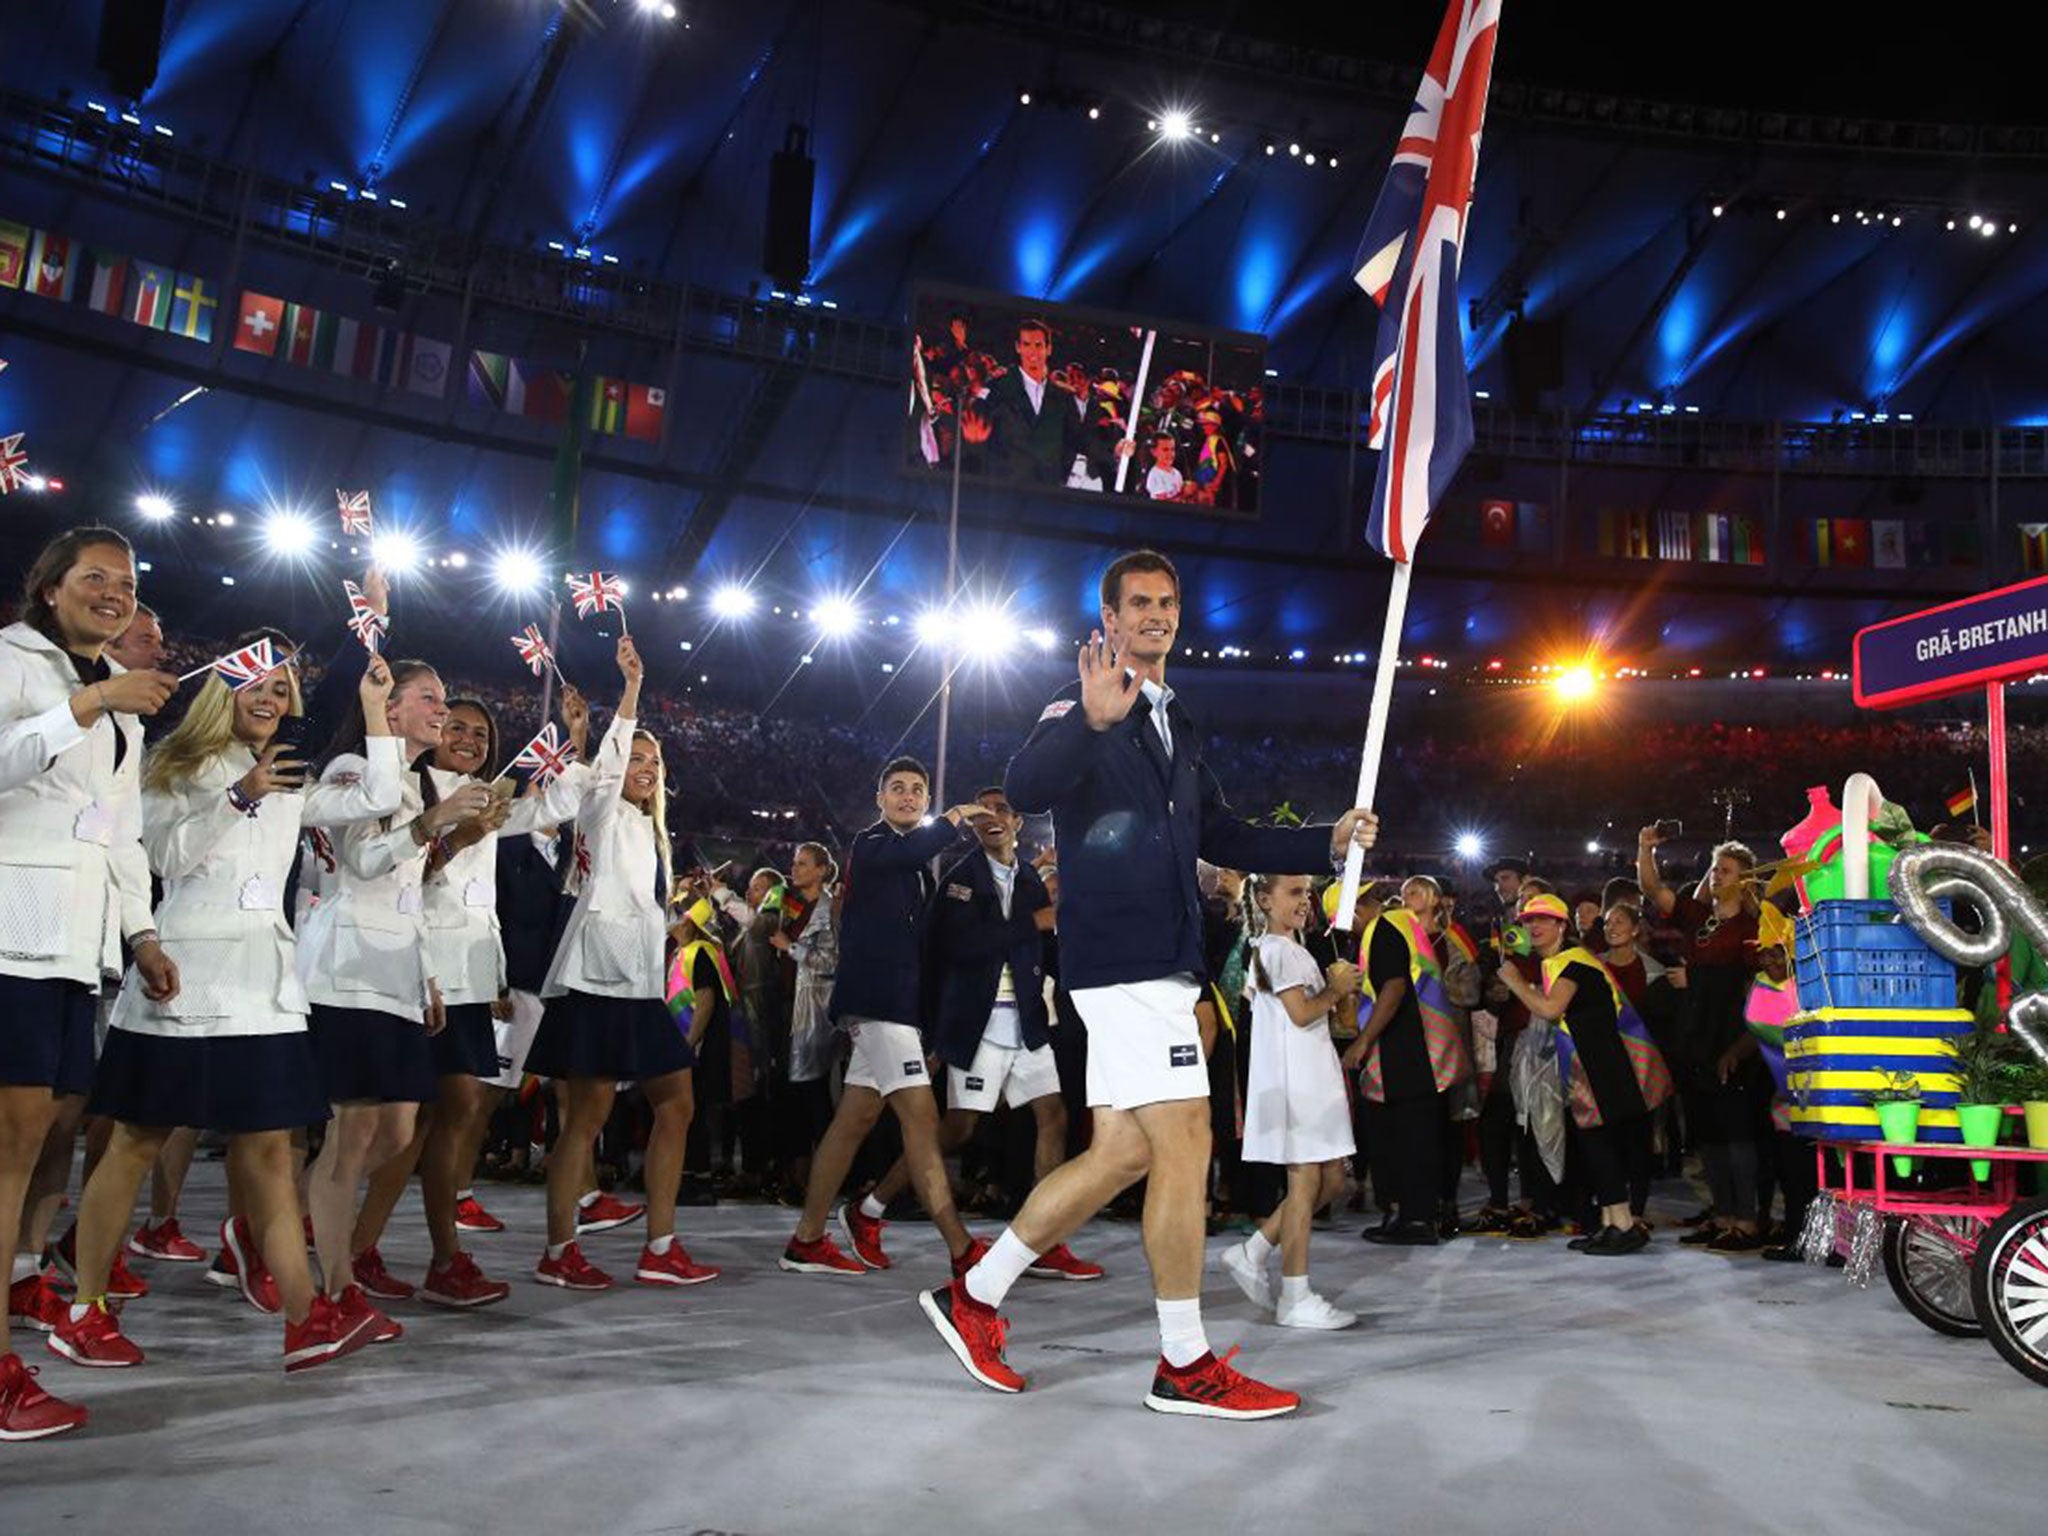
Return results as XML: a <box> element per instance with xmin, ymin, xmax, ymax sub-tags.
<box><xmin>1100</xmin><ymin>549</ymin><xmax>1181</xmax><ymax>612</ymax></box>
<box><xmin>1151</xmin><ymin>433</ymin><xmax>1175</xmax><ymax>447</ymax></box>
<box><xmin>975</xmin><ymin>785</ymin><xmax>1010</xmax><ymax>805</ymax></box>
<box><xmin>878</xmin><ymin>755</ymin><xmax>930</xmax><ymax>791</ymax></box>
<box><xmin>1017</xmin><ymin>316</ymin><xmax>1051</xmax><ymax>343</ymax></box>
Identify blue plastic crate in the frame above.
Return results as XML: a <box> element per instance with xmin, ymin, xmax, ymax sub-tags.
<box><xmin>1792</xmin><ymin>899</ymin><xmax>1957</xmax><ymax>1011</ymax></box>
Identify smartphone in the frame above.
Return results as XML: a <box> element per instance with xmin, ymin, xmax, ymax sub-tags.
<box><xmin>1653</xmin><ymin>818</ymin><xmax>1683</xmax><ymax>840</ymax></box>
<box><xmin>270</xmin><ymin>716</ymin><xmax>310</xmax><ymax>790</ymax></box>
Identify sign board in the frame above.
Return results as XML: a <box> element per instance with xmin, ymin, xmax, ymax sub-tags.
<box><xmin>1853</xmin><ymin>574</ymin><xmax>2048</xmax><ymax>709</ymax></box>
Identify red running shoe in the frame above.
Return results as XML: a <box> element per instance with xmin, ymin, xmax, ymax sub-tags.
<box><xmin>838</xmin><ymin>1202</ymin><xmax>891</xmax><ymax>1269</ymax></box>
<box><xmin>47</xmin><ymin>1299</ymin><xmax>144</xmax><ymax>1369</ymax></box>
<box><xmin>0</xmin><ymin>1352</ymin><xmax>87</xmax><ymax>1441</ymax></box>
<box><xmin>1144</xmin><ymin>1347</ymin><xmax>1300</xmax><ymax>1420</ymax></box>
<box><xmin>205</xmin><ymin>1245</ymin><xmax>239</xmax><ymax>1291</ymax></box>
<box><xmin>421</xmin><ymin>1252</ymin><xmax>512</xmax><ymax>1309</ymax></box>
<box><xmin>332</xmin><ymin>1284</ymin><xmax>403</xmax><ymax>1345</ymax></box>
<box><xmin>104</xmin><ymin>1252</ymin><xmax>150</xmax><ymax>1301</ymax></box>
<box><xmin>351</xmin><ymin>1245</ymin><xmax>415</xmax><ymax>1303</ymax></box>
<box><xmin>42</xmin><ymin>1228</ymin><xmax>78</xmax><ymax>1290</ymax></box>
<box><xmin>574</xmin><ymin>1192</ymin><xmax>645</xmax><ymax>1236</ymax></box>
<box><xmin>919</xmin><ymin>1281</ymin><xmax>1025</xmax><ymax>1393</ymax></box>
<box><xmin>534</xmin><ymin>1243</ymin><xmax>614</xmax><ymax>1291</ymax></box>
<box><xmin>128</xmin><ymin>1218</ymin><xmax>206</xmax><ymax>1264</ymax></box>
<box><xmin>778</xmin><ymin>1233</ymin><xmax>866</xmax><ymax>1275</ymax></box>
<box><xmin>8</xmin><ymin>1274</ymin><xmax>65</xmax><ymax>1335</ymax></box>
<box><xmin>1025</xmin><ymin>1243</ymin><xmax>1105</xmax><ymax>1282</ymax></box>
<box><xmin>283</xmin><ymin>1293</ymin><xmax>374</xmax><ymax>1373</ymax></box>
<box><xmin>222</xmin><ymin>1218</ymin><xmax>282</xmax><ymax>1314</ymax></box>
<box><xmin>636</xmin><ymin>1242</ymin><xmax>720</xmax><ymax>1287</ymax></box>
<box><xmin>454</xmin><ymin>1194</ymin><xmax>505</xmax><ymax>1234</ymax></box>
<box><xmin>952</xmin><ymin>1236</ymin><xmax>990</xmax><ymax>1279</ymax></box>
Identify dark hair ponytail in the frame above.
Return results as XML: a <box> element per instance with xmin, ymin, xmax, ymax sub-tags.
<box><xmin>316</xmin><ymin>658</ymin><xmax>441</xmax><ymax>815</ymax></box>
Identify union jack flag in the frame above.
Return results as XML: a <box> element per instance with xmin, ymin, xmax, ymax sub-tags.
<box><xmin>336</xmin><ymin>488</ymin><xmax>374</xmax><ymax>537</ymax></box>
<box><xmin>510</xmin><ymin>623</ymin><xmax>555</xmax><ymax>677</ymax></box>
<box><xmin>0</xmin><ymin>432</ymin><xmax>30</xmax><ymax>495</ymax></box>
<box><xmin>1352</xmin><ymin>0</ymin><xmax>1500</xmax><ymax>563</ymax></box>
<box><xmin>508</xmin><ymin>722</ymin><xmax>578</xmax><ymax>788</ymax></box>
<box><xmin>566</xmin><ymin>570</ymin><xmax>625</xmax><ymax>619</ymax></box>
<box><xmin>343</xmin><ymin>579</ymin><xmax>387</xmax><ymax>654</ymax></box>
<box><xmin>213</xmin><ymin>637</ymin><xmax>284</xmax><ymax>692</ymax></box>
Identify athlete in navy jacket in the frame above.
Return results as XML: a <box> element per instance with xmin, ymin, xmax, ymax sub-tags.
<box><xmin>923</xmin><ymin>549</ymin><xmax>1378</xmax><ymax>1418</ymax></box>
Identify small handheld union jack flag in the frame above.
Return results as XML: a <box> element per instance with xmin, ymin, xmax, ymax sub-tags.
<box><xmin>511</xmin><ymin>623</ymin><xmax>562</xmax><ymax>683</ymax></box>
<box><xmin>336</xmin><ymin>488</ymin><xmax>374</xmax><ymax>538</ymax></box>
<box><xmin>206</xmin><ymin>638</ymin><xmax>285</xmax><ymax>693</ymax></box>
<box><xmin>508</xmin><ymin>722</ymin><xmax>578</xmax><ymax>789</ymax></box>
<box><xmin>343</xmin><ymin>580</ymin><xmax>388</xmax><ymax>655</ymax></box>
<box><xmin>566</xmin><ymin>571</ymin><xmax>627</xmax><ymax>623</ymax></box>
<box><xmin>0</xmin><ymin>432</ymin><xmax>30</xmax><ymax>495</ymax></box>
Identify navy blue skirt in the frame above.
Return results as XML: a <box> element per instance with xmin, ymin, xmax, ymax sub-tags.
<box><xmin>0</xmin><ymin>974</ymin><xmax>96</xmax><ymax>1097</ymax></box>
<box><xmin>428</xmin><ymin>1002</ymin><xmax>501</xmax><ymax>1080</ymax></box>
<box><xmin>308</xmin><ymin>1005</ymin><xmax>439</xmax><ymax>1105</ymax></box>
<box><xmin>90</xmin><ymin>1027</ymin><xmax>331</xmax><ymax>1135</ymax></box>
<box><xmin>526</xmin><ymin>991</ymin><xmax>694</xmax><ymax>1082</ymax></box>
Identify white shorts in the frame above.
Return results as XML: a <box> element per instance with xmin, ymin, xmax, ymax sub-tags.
<box><xmin>949</xmin><ymin>1036</ymin><xmax>1061</xmax><ymax>1112</ymax></box>
<box><xmin>488</xmin><ymin>990</ymin><xmax>547</xmax><ymax>1090</ymax></box>
<box><xmin>1074</xmin><ymin>976</ymin><xmax>1206</xmax><ymax>1111</ymax></box>
<box><xmin>842</xmin><ymin>1019</ymin><xmax>932</xmax><ymax>1099</ymax></box>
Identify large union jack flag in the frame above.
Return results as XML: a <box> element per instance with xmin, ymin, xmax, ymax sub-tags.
<box><xmin>213</xmin><ymin>637</ymin><xmax>284</xmax><ymax>692</ymax></box>
<box><xmin>566</xmin><ymin>570</ymin><xmax>625</xmax><ymax>619</ymax></box>
<box><xmin>510</xmin><ymin>623</ymin><xmax>555</xmax><ymax>677</ymax></box>
<box><xmin>343</xmin><ymin>579</ymin><xmax>387</xmax><ymax>655</ymax></box>
<box><xmin>336</xmin><ymin>488</ymin><xmax>374</xmax><ymax>537</ymax></box>
<box><xmin>507</xmin><ymin>721</ymin><xmax>578</xmax><ymax>788</ymax></box>
<box><xmin>0</xmin><ymin>432</ymin><xmax>30</xmax><ymax>495</ymax></box>
<box><xmin>1353</xmin><ymin>0</ymin><xmax>1500</xmax><ymax>564</ymax></box>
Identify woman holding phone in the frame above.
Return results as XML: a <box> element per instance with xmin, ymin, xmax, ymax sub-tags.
<box><xmin>48</xmin><ymin>652</ymin><xmax>403</xmax><ymax>1373</ymax></box>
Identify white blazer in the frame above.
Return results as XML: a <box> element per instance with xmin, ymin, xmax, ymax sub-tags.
<box><xmin>421</xmin><ymin>762</ymin><xmax>589</xmax><ymax>1007</ymax></box>
<box><xmin>295</xmin><ymin>751</ymin><xmax>438</xmax><ymax>1022</ymax></box>
<box><xmin>540</xmin><ymin>715</ymin><xmax>666</xmax><ymax>1001</ymax></box>
<box><xmin>0</xmin><ymin>622</ymin><xmax>153</xmax><ymax>985</ymax></box>
<box><xmin>113</xmin><ymin>737</ymin><xmax>403</xmax><ymax>1038</ymax></box>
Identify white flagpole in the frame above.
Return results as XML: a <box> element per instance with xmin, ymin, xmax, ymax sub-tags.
<box><xmin>1331</xmin><ymin>559</ymin><xmax>1413</xmax><ymax>931</ymax></box>
<box><xmin>1113</xmin><ymin>329</ymin><xmax>1159</xmax><ymax>495</ymax></box>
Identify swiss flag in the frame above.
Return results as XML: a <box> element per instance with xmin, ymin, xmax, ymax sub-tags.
<box><xmin>234</xmin><ymin>291</ymin><xmax>284</xmax><ymax>357</ymax></box>
<box><xmin>1480</xmin><ymin>498</ymin><xmax>1514</xmax><ymax>548</ymax></box>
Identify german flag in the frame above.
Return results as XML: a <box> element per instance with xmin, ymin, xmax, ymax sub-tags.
<box><xmin>1946</xmin><ymin>785</ymin><xmax>1976</xmax><ymax>819</ymax></box>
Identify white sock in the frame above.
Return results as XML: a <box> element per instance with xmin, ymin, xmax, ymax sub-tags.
<box><xmin>546</xmin><ymin>1242</ymin><xmax>569</xmax><ymax>1261</ymax></box>
<box><xmin>11</xmin><ymin>1253</ymin><xmax>37</xmax><ymax>1284</ymax></box>
<box><xmin>1157</xmin><ymin>1297</ymin><xmax>1210</xmax><ymax>1369</ymax></box>
<box><xmin>1243</xmin><ymin>1230</ymin><xmax>1275</xmax><ymax>1265</ymax></box>
<box><xmin>456</xmin><ymin>1188</ymin><xmax>474</xmax><ymax>1203</ymax></box>
<box><xmin>68</xmin><ymin>1301</ymin><xmax>93</xmax><ymax>1323</ymax></box>
<box><xmin>859</xmin><ymin>1193</ymin><xmax>887</xmax><ymax>1221</ymax></box>
<box><xmin>1278</xmin><ymin>1274</ymin><xmax>1311</xmax><ymax>1307</ymax></box>
<box><xmin>964</xmin><ymin>1229</ymin><xmax>1038</xmax><ymax>1309</ymax></box>
<box><xmin>646</xmin><ymin>1233</ymin><xmax>674</xmax><ymax>1255</ymax></box>
<box><xmin>576</xmin><ymin>1190</ymin><xmax>599</xmax><ymax>1210</ymax></box>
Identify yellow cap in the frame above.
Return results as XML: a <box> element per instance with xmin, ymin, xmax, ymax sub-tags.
<box><xmin>1520</xmin><ymin>893</ymin><xmax>1570</xmax><ymax>923</ymax></box>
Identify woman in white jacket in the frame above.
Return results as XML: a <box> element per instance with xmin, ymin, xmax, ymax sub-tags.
<box><xmin>0</xmin><ymin>527</ymin><xmax>178</xmax><ymax>1442</ymax></box>
<box><xmin>349</xmin><ymin>687</ymin><xmax>591</xmax><ymax>1309</ymax></box>
<box><xmin>528</xmin><ymin>636</ymin><xmax>717</xmax><ymax>1292</ymax></box>
<box><xmin>296</xmin><ymin>660</ymin><xmax>493</xmax><ymax>1342</ymax></box>
<box><xmin>49</xmin><ymin>655</ymin><xmax>400</xmax><ymax>1377</ymax></box>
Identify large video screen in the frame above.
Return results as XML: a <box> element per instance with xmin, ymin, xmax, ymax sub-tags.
<box><xmin>904</xmin><ymin>284</ymin><xmax>1266</xmax><ymax>518</ymax></box>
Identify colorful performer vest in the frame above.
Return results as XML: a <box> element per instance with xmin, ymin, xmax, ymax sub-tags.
<box><xmin>1358</xmin><ymin>909</ymin><xmax>1474</xmax><ymax>1101</ymax></box>
<box><xmin>1541</xmin><ymin>945</ymin><xmax>1674</xmax><ymax>1129</ymax></box>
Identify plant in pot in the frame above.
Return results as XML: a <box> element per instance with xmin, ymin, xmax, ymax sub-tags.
<box><xmin>2014</xmin><ymin>1059</ymin><xmax>2048</xmax><ymax>1152</ymax></box>
<box><xmin>1952</xmin><ymin>1042</ymin><xmax>2014</xmax><ymax>1183</ymax></box>
<box><xmin>1867</xmin><ymin>1069</ymin><xmax>1923</xmax><ymax>1178</ymax></box>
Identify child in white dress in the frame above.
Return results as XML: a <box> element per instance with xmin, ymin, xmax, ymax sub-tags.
<box><xmin>1219</xmin><ymin>872</ymin><xmax>1361</xmax><ymax>1330</ymax></box>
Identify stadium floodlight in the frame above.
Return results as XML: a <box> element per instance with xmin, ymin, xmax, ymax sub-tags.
<box><xmin>370</xmin><ymin>530</ymin><xmax>422</xmax><ymax>575</ymax></box>
<box><xmin>711</xmin><ymin>584</ymin><xmax>757</xmax><ymax>620</ymax></box>
<box><xmin>135</xmin><ymin>492</ymin><xmax>176</xmax><ymax>521</ymax></box>
<box><xmin>262</xmin><ymin>511</ymin><xmax>317</xmax><ymax>557</ymax></box>
<box><xmin>1026</xmin><ymin>626</ymin><xmax>1057</xmax><ymax>651</ymax></box>
<box><xmin>812</xmin><ymin>596</ymin><xmax>860</xmax><ymax>638</ymax></box>
<box><xmin>958</xmin><ymin>602</ymin><xmax>1016</xmax><ymax>661</ymax></box>
<box><xmin>1158</xmin><ymin>109</ymin><xmax>1193</xmax><ymax>142</ymax></box>
<box><xmin>913</xmin><ymin>608</ymin><xmax>951</xmax><ymax>647</ymax></box>
<box><xmin>490</xmin><ymin>547</ymin><xmax>545</xmax><ymax>594</ymax></box>
<box><xmin>1455</xmin><ymin>832</ymin><xmax>1485</xmax><ymax>862</ymax></box>
<box><xmin>1553</xmin><ymin>665</ymin><xmax>1597</xmax><ymax>703</ymax></box>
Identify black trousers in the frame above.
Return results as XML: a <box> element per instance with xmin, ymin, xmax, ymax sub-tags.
<box><xmin>1365</xmin><ymin>1091</ymin><xmax>1441</xmax><ymax>1223</ymax></box>
<box><xmin>1574</xmin><ymin>1115</ymin><xmax>1651</xmax><ymax>1210</ymax></box>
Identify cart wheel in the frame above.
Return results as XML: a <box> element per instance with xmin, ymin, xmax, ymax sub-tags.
<box><xmin>1969</xmin><ymin>1196</ymin><xmax>2048</xmax><ymax>1388</ymax></box>
<box><xmin>1881</xmin><ymin>1214</ymin><xmax>1985</xmax><ymax>1338</ymax></box>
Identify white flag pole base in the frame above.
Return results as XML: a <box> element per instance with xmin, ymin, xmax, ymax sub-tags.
<box><xmin>1112</xmin><ymin>329</ymin><xmax>1159</xmax><ymax>496</ymax></box>
<box><xmin>1331</xmin><ymin>560</ymin><xmax>1414</xmax><ymax>932</ymax></box>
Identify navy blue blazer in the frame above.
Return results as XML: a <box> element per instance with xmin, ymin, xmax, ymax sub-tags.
<box><xmin>1005</xmin><ymin>680</ymin><xmax>1337</xmax><ymax>991</ymax></box>
<box><xmin>828</xmin><ymin>816</ymin><xmax>978</xmax><ymax>1027</ymax></box>
<box><xmin>924</xmin><ymin>849</ymin><xmax>1052</xmax><ymax>1070</ymax></box>
<box><xmin>497</xmin><ymin>829</ymin><xmax>574</xmax><ymax>995</ymax></box>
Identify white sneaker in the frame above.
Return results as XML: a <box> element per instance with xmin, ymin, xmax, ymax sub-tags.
<box><xmin>1219</xmin><ymin>1242</ymin><xmax>1276</xmax><ymax>1313</ymax></box>
<box><xmin>1276</xmin><ymin>1291</ymin><xmax>1356</xmax><ymax>1331</ymax></box>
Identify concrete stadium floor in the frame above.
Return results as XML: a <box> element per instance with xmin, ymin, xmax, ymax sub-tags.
<box><xmin>7</xmin><ymin>1172</ymin><xmax>2043</xmax><ymax>1535</ymax></box>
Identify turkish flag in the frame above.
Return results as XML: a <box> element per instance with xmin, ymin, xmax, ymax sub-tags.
<box><xmin>234</xmin><ymin>291</ymin><xmax>284</xmax><ymax>357</ymax></box>
<box><xmin>1480</xmin><ymin>498</ymin><xmax>1515</xmax><ymax>547</ymax></box>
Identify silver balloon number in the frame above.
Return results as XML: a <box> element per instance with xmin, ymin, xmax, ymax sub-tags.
<box><xmin>1887</xmin><ymin>843</ymin><xmax>2048</xmax><ymax>1068</ymax></box>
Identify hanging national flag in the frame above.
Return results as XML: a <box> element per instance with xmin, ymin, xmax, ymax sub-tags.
<box><xmin>283</xmin><ymin>302</ymin><xmax>320</xmax><ymax>367</ymax></box>
<box><xmin>1657</xmin><ymin>509</ymin><xmax>1692</xmax><ymax>561</ymax></box>
<box><xmin>1946</xmin><ymin>784</ymin><xmax>1977</xmax><ymax>819</ymax></box>
<box><xmin>2022</xmin><ymin>524</ymin><xmax>2048</xmax><ymax>575</ymax></box>
<box><xmin>342</xmin><ymin>580</ymin><xmax>387</xmax><ymax>655</ymax></box>
<box><xmin>467</xmin><ymin>349</ymin><xmax>511</xmax><ymax>410</ymax></box>
<box><xmin>1871</xmin><ymin>518</ymin><xmax>1907</xmax><ymax>569</ymax></box>
<box><xmin>1479</xmin><ymin>498</ymin><xmax>1514</xmax><ymax>547</ymax></box>
<box><xmin>624</xmin><ymin>383</ymin><xmax>665</xmax><ymax>443</ymax></box>
<box><xmin>78</xmin><ymin>249</ymin><xmax>128</xmax><ymax>317</ymax></box>
<box><xmin>24</xmin><ymin>229</ymin><xmax>75</xmax><ymax>301</ymax></box>
<box><xmin>124</xmin><ymin>260</ymin><xmax>172</xmax><ymax>329</ymax></box>
<box><xmin>210</xmin><ymin>638</ymin><xmax>285</xmax><ymax>692</ymax></box>
<box><xmin>589</xmin><ymin>377</ymin><xmax>628</xmax><ymax>436</ymax></box>
<box><xmin>1832</xmin><ymin>517</ymin><xmax>1871</xmax><ymax>568</ymax></box>
<box><xmin>566</xmin><ymin>570</ymin><xmax>625</xmax><ymax>619</ymax></box>
<box><xmin>0</xmin><ymin>433</ymin><xmax>31</xmax><ymax>495</ymax></box>
<box><xmin>0</xmin><ymin>221</ymin><xmax>28</xmax><ymax>289</ymax></box>
<box><xmin>169</xmin><ymin>273</ymin><xmax>217</xmax><ymax>341</ymax></box>
<box><xmin>1732</xmin><ymin>514</ymin><xmax>1764</xmax><ymax>566</ymax></box>
<box><xmin>406</xmin><ymin>336</ymin><xmax>451</xmax><ymax>398</ymax></box>
<box><xmin>508</xmin><ymin>722</ymin><xmax>578</xmax><ymax>789</ymax></box>
<box><xmin>233</xmin><ymin>290</ymin><xmax>283</xmax><ymax>355</ymax></box>
<box><xmin>336</xmin><ymin>488</ymin><xmax>374</xmax><ymax>537</ymax></box>
<box><xmin>1352</xmin><ymin>0</ymin><xmax>1501</xmax><ymax>562</ymax></box>
<box><xmin>510</xmin><ymin>623</ymin><xmax>557</xmax><ymax>678</ymax></box>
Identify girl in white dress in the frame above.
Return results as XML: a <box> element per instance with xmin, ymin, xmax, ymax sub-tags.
<box><xmin>1218</xmin><ymin>872</ymin><xmax>1361</xmax><ymax>1331</ymax></box>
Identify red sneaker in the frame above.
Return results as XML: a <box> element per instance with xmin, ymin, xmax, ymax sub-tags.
<box><xmin>128</xmin><ymin>1218</ymin><xmax>206</xmax><ymax>1264</ymax></box>
<box><xmin>1144</xmin><ymin>1347</ymin><xmax>1300</xmax><ymax>1420</ymax></box>
<box><xmin>104</xmin><ymin>1252</ymin><xmax>150</xmax><ymax>1301</ymax></box>
<box><xmin>778</xmin><ymin>1233</ymin><xmax>866</xmax><ymax>1275</ymax></box>
<box><xmin>283</xmin><ymin>1293</ymin><xmax>374</xmax><ymax>1373</ymax></box>
<box><xmin>43</xmin><ymin>1228</ymin><xmax>78</xmax><ymax>1290</ymax></box>
<box><xmin>351</xmin><ymin>1245</ymin><xmax>415</xmax><ymax>1303</ymax></box>
<box><xmin>332</xmin><ymin>1284</ymin><xmax>403</xmax><ymax>1345</ymax></box>
<box><xmin>47</xmin><ymin>1300</ymin><xmax>144</xmax><ymax>1369</ymax></box>
<box><xmin>421</xmin><ymin>1252</ymin><xmax>512</xmax><ymax>1309</ymax></box>
<box><xmin>635</xmin><ymin>1241</ymin><xmax>720</xmax><ymax>1287</ymax></box>
<box><xmin>222</xmin><ymin>1218</ymin><xmax>282</xmax><ymax>1314</ymax></box>
<box><xmin>574</xmin><ymin>1192</ymin><xmax>645</xmax><ymax>1236</ymax></box>
<box><xmin>7</xmin><ymin>1274</ymin><xmax>65</xmax><ymax>1335</ymax></box>
<box><xmin>302</xmin><ymin>1215</ymin><xmax>316</xmax><ymax>1252</ymax></box>
<box><xmin>534</xmin><ymin>1243</ymin><xmax>614</xmax><ymax>1291</ymax></box>
<box><xmin>919</xmin><ymin>1281</ymin><xmax>1025</xmax><ymax>1393</ymax></box>
<box><xmin>204</xmin><ymin>1245</ymin><xmax>239</xmax><ymax>1291</ymax></box>
<box><xmin>0</xmin><ymin>1352</ymin><xmax>87</xmax><ymax>1441</ymax></box>
<box><xmin>1025</xmin><ymin>1243</ymin><xmax>1106</xmax><ymax>1281</ymax></box>
<box><xmin>838</xmin><ymin>1203</ymin><xmax>891</xmax><ymax>1269</ymax></box>
<box><xmin>454</xmin><ymin>1194</ymin><xmax>505</xmax><ymax>1234</ymax></box>
<box><xmin>952</xmin><ymin>1236</ymin><xmax>990</xmax><ymax>1279</ymax></box>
